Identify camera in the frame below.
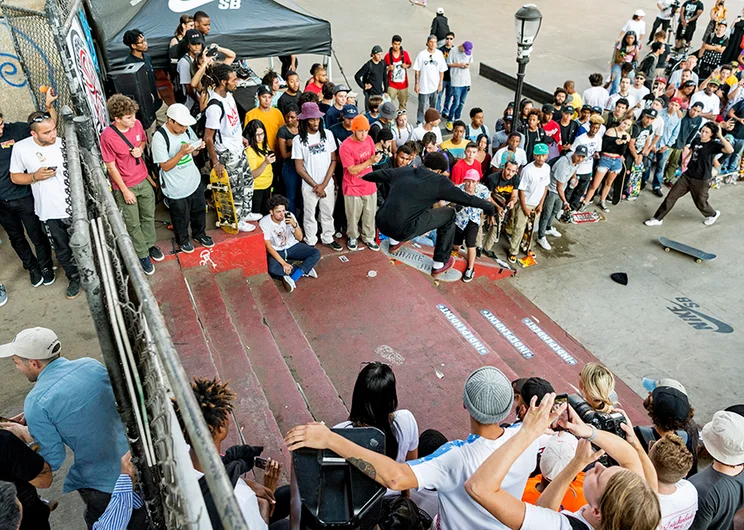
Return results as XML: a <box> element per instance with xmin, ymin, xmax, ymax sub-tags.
<box><xmin>206</xmin><ymin>47</ymin><xmax>218</xmax><ymax>58</ymax></box>
<box><xmin>567</xmin><ymin>394</ymin><xmax>627</xmax><ymax>438</ymax></box>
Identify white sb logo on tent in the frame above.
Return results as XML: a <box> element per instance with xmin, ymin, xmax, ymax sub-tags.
<box><xmin>218</xmin><ymin>0</ymin><xmax>241</xmax><ymax>8</ymax></box>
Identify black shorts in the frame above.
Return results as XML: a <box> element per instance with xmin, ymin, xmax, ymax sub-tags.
<box><xmin>676</xmin><ymin>22</ymin><xmax>696</xmax><ymax>42</ymax></box>
<box><xmin>455</xmin><ymin>220</ymin><xmax>479</xmax><ymax>248</ymax></box>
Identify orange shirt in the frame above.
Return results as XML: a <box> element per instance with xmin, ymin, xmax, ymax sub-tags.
<box><xmin>244</xmin><ymin>107</ymin><xmax>285</xmax><ymax>152</ymax></box>
<box><xmin>522</xmin><ymin>473</ymin><xmax>586</xmax><ymax>513</ymax></box>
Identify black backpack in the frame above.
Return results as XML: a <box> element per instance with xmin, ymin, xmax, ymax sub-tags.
<box><xmin>194</xmin><ymin>98</ymin><xmax>225</xmax><ymax>141</ymax></box>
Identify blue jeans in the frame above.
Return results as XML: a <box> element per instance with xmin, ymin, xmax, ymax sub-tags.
<box><xmin>722</xmin><ymin>138</ymin><xmax>744</xmax><ymax>173</ymax></box>
<box><xmin>436</xmin><ymin>80</ymin><xmax>452</xmax><ymax>115</ymax></box>
<box><xmin>417</xmin><ymin>91</ymin><xmax>437</xmax><ymax>125</ymax></box>
<box><xmin>609</xmin><ymin>64</ymin><xmax>622</xmax><ymax>95</ymax></box>
<box><xmin>445</xmin><ymin>86</ymin><xmax>470</xmax><ymax>121</ymax></box>
<box><xmin>282</xmin><ymin>161</ymin><xmax>303</xmax><ymax>218</ymax></box>
<box><xmin>653</xmin><ymin>149</ymin><xmax>672</xmax><ymax>190</ymax></box>
<box><xmin>267</xmin><ymin>242</ymin><xmax>321</xmax><ymax>279</ymax></box>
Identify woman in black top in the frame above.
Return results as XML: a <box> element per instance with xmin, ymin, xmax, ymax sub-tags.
<box><xmin>581</xmin><ymin>117</ymin><xmax>632</xmax><ymax>210</ymax></box>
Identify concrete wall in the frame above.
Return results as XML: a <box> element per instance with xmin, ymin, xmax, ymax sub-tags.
<box><xmin>0</xmin><ymin>18</ymin><xmax>36</xmax><ymax>123</ymax></box>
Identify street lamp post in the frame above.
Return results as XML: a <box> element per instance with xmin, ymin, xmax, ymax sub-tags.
<box><xmin>511</xmin><ymin>4</ymin><xmax>543</xmax><ymax>133</ymax></box>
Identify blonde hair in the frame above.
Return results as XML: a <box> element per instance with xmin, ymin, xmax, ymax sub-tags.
<box><xmin>580</xmin><ymin>362</ymin><xmax>615</xmax><ymax>413</ymax></box>
<box><xmin>599</xmin><ymin>470</ymin><xmax>661</xmax><ymax>530</ymax></box>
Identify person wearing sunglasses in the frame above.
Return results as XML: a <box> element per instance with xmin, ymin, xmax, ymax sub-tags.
<box><xmin>9</xmin><ymin>104</ymin><xmax>81</xmax><ymax>300</ymax></box>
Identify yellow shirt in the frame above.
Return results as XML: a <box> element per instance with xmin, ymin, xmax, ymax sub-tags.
<box><xmin>569</xmin><ymin>92</ymin><xmax>582</xmax><ymax>119</ymax></box>
<box><xmin>246</xmin><ymin>147</ymin><xmax>273</xmax><ymax>190</ymax></box>
<box><xmin>244</xmin><ymin>107</ymin><xmax>285</xmax><ymax>151</ymax></box>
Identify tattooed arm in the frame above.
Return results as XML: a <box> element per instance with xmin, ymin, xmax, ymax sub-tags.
<box><xmin>285</xmin><ymin>423</ymin><xmax>419</xmax><ymax>490</ymax></box>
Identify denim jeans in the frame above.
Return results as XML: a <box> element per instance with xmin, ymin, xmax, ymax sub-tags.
<box><xmin>435</xmin><ymin>80</ymin><xmax>452</xmax><ymax>115</ymax></box>
<box><xmin>721</xmin><ymin>138</ymin><xmax>744</xmax><ymax>173</ymax></box>
<box><xmin>416</xmin><ymin>92</ymin><xmax>438</xmax><ymax>125</ymax></box>
<box><xmin>445</xmin><ymin>86</ymin><xmax>470</xmax><ymax>121</ymax></box>
<box><xmin>652</xmin><ymin>149</ymin><xmax>672</xmax><ymax>190</ymax></box>
<box><xmin>267</xmin><ymin>242</ymin><xmax>321</xmax><ymax>278</ymax></box>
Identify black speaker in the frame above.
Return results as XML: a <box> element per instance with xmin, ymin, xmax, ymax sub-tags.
<box><xmin>108</xmin><ymin>63</ymin><xmax>156</xmax><ymax>129</ymax></box>
<box><xmin>293</xmin><ymin>428</ymin><xmax>386</xmax><ymax>530</ymax></box>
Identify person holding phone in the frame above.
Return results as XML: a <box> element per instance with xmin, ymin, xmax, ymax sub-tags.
<box><xmin>245</xmin><ymin>119</ymin><xmax>276</xmax><ymax>216</ymax></box>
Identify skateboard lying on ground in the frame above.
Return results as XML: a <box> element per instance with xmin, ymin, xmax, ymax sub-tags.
<box><xmin>567</xmin><ymin>211</ymin><xmax>606</xmax><ymax>224</ymax></box>
<box><xmin>381</xmin><ymin>240</ymin><xmax>461</xmax><ymax>284</ymax></box>
<box><xmin>518</xmin><ymin>211</ymin><xmax>537</xmax><ymax>268</ymax></box>
<box><xmin>712</xmin><ymin>170</ymin><xmax>742</xmax><ymax>189</ymax></box>
<box><xmin>207</xmin><ymin>168</ymin><xmax>239</xmax><ymax>234</ymax></box>
<box><xmin>659</xmin><ymin>236</ymin><xmax>716</xmax><ymax>263</ymax></box>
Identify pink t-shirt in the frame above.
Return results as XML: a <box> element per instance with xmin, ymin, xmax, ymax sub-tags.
<box><xmin>99</xmin><ymin>120</ymin><xmax>148</xmax><ymax>190</ymax></box>
<box><xmin>338</xmin><ymin>135</ymin><xmax>377</xmax><ymax>196</ymax></box>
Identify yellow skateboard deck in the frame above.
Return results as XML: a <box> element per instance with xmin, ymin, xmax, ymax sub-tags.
<box><xmin>208</xmin><ymin>168</ymin><xmax>239</xmax><ymax>234</ymax></box>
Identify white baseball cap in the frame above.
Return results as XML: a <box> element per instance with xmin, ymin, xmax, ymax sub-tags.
<box><xmin>642</xmin><ymin>377</ymin><xmax>687</xmax><ymax>396</ymax></box>
<box><xmin>702</xmin><ymin>411</ymin><xmax>744</xmax><ymax>466</ymax></box>
<box><xmin>634</xmin><ymin>9</ymin><xmax>646</xmax><ymax>17</ymax></box>
<box><xmin>540</xmin><ymin>433</ymin><xmax>579</xmax><ymax>480</ymax></box>
<box><xmin>0</xmin><ymin>327</ymin><xmax>61</xmax><ymax>360</ymax></box>
<box><xmin>436</xmin><ymin>7</ymin><xmax>445</xmax><ymax>14</ymax></box>
<box><xmin>166</xmin><ymin>103</ymin><xmax>197</xmax><ymax>126</ymax></box>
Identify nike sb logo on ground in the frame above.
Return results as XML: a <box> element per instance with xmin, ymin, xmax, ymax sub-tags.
<box><xmin>666</xmin><ymin>297</ymin><xmax>734</xmax><ymax>334</ymax></box>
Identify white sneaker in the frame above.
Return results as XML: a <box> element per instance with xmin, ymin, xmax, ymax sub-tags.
<box><xmin>546</xmin><ymin>227</ymin><xmax>562</xmax><ymax>238</ymax></box>
<box><xmin>305</xmin><ymin>268</ymin><xmax>318</xmax><ymax>279</ymax></box>
<box><xmin>238</xmin><ymin>221</ymin><xmax>256</xmax><ymax>232</ymax></box>
<box><xmin>536</xmin><ymin>237</ymin><xmax>552</xmax><ymax>250</ymax></box>
<box><xmin>246</xmin><ymin>213</ymin><xmax>263</xmax><ymax>221</ymax></box>
<box><xmin>282</xmin><ymin>275</ymin><xmax>296</xmax><ymax>292</ymax></box>
<box><xmin>644</xmin><ymin>218</ymin><xmax>663</xmax><ymax>226</ymax></box>
<box><xmin>703</xmin><ymin>210</ymin><xmax>721</xmax><ymax>226</ymax></box>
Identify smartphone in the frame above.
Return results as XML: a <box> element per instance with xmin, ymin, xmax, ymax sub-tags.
<box><xmin>285</xmin><ymin>212</ymin><xmax>293</xmax><ymax>224</ymax></box>
<box><xmin>47</xmin><ymin>166</ymin><xmax>57</xmax><ymax>171</ymax></box>
<box><xmin>190</xmin><ymin>140</ymin><xmax>203</xmax><ymax>150</ymax></box>
<box><xmin>254</xmin><ymin>457</ymin><xmax>267</xmax><ymax>470</ymax></box>
<box><xmin>554</xmin><ymin>394</ymin><xmax>568</xmax><ymax>406</ymax></box>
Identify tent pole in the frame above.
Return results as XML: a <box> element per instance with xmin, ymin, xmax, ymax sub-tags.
<box><xmin>327</xmin><ymin>55</ymin><xmax>333</xmax><ymax>82</ymax></box>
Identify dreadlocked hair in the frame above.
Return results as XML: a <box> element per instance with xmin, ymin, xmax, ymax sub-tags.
<box><xmin>298</xmin><ymin>116</ymin><xmax>326</xmax><ymax>145</ymax></box>
<box><xmin>173</xmin><ymin>376</ymin><xmax>236</xmax><ymax>444</ymax></box>
<box><xmin>210</xmin><ymin>63</ymin><xmax>234</xmax><ymax>88</ymax></box>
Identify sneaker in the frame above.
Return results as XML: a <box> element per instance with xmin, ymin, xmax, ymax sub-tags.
<box><xmin>140</xmin><ymin>256</ymin><xmax>155</xmax><ymax>276</ymax></box>
<box><xmin>195</xmin><ymin>235</ymin><xmax>215</xmax><ymax>248</ymax></box>
<box><xmin>42</xmin><ymin>268</ymin><xmax>55</xmax><ymax>286</ymax></box>
<box><xmin>30</xmin><ymin>269</ymin><xmax>43</xmax><ymax>287</ymax></box>
<box><xmin>476</xmin><ymin>247</ymin><xmax>483</xmax><ymax>258</ymax></box>
<box><xmin>282</xmin><ymin>275</ymin><xmax>296</xmax><ymax>292</ymax></box>
<box><xmin>324</xmin><ymin>241</ymin><xmax>343</xmax><ymax>251</ymax></box>
<box><xmin>653</xmin><ymin>188</ymin><xmax>664</xmax><ymax>198</ymax></box>
<box><xmin>644</xmin><ymin>218</ymin><xmax>663</xmax><ymax>226</ymax></box>
<box><xmin>149</xmin><ymin>246</ymin><xmax>165</xmax><ymax>262</ymax></box>
<box><xmin>65</xmin><ymin>278</ymin><xmax>81</xmax><ymax>300</ymax></box>
<box><xmin>246</xmin><ymin>212</ymin><xmax>263</xmax><ymax>221</ymax></box>
<box><xmin>446</xmin><ymin>121</ymin><xmax>454</xmax><ymax>131</ymax></box>
<box><xmin>388</xmin><ymin>240</ymin><xmax>404</xmax><ymax>253</ymax></box>
<box><xmin>507</xmin><ymin>254</ymin><xmax>517</xmax><ymax>264</ymax></box>
<box><xmin>334</xmin><ymin>232</ymin><xmax>343</xmax><ymax>239</ymax></box>
<box><xmin>347</xmin><ymin>238</ymin><xmax>358</xmax><ymax>251</ymax></box>
<box><xmin>462</xmin><ymin>267</ymin><xmax>475</xmax><ymax>283</ymax></box>
<box><xmin>578</xmin><ymin>202</ymin><xmax>588</xmax><ymax>213</ymax></box>
<box><xmin>536</xmin><ymin>236</ymin><xmax>552</xmax><ymax>250</ymax></box>
<box><xmin>432</xmin><ymin>255</ymin><xmax>455</xmax><ymax>276</ymax></box>
<box><xmin>305</xmin><ymin>268</ymin><xmax>318</xmax><ymax>279</ymax></box>
<box><xmin>238</xmin><ymin>221</ymin><xmax>256</xmax><ymax>232</ymax></box>
<box><xmin>0</xmin><ymin>284</ymin><xmax>7</xmax><ymax>307</ymax></box>
<box><xmin>364</xmin><ymin>240</ymin><xmax>380</xmax><ymax>252</ymax></box>
<box><xmin>703</xmin><ymin>210</ymin><xmax>721</xmax><ymax>226</ymax></box>
<box><xmin>180</xmin><ymin>241</ymin><xmax>195</xmax><ymax>253</ymax></box>
<box><xmin>483</xmin><ymin>249</ymin><xmax>498</xmax><ymax>260</ymax></box>
<box><xmin>598</xmin><ymin>200</ymin><xmax>610</xmax><ymax>212</ymax></box>
<box><xmin>546</xmin><ymin>227</ymin><xmax>562</xmax><ymax>238</ymax></box>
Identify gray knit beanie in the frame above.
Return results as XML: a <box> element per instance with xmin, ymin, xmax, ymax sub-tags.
<box><xmin>463</xmin><ymin>366</ymin><xmax>514</xmax><ymax>424</ymax></box>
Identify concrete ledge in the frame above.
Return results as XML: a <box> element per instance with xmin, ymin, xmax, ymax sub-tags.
<box><xmin>479</xmin><ymin>62</ymin><xmax>552</xmax><ymax>104</ymax></box>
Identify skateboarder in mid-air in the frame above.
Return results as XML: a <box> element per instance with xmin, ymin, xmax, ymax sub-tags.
<box><xmin>363</xmin><ymin>152</ymin><xmax>496</xmax><ymax>276</ymax></box>
<box><xmin>644</xmin><ymin>122</ymin><xmax>733</xmax><ymax>227</ymax></box>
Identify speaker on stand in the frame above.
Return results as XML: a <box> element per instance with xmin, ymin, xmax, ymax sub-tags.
<box><xmin>107</xmin><ymin>62</ymin><xmax>156</xmax><ymax>130</ymax></box>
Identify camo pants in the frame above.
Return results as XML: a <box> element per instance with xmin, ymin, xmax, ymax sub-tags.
<box><xmin>218</xmin><ymin>149</ymin><xmax>254</xmax><ymax>223</ymax></box>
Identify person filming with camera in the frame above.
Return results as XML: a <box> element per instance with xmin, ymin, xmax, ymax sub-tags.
<box><xmin>465</xmin><ymin>393</ymin><xmax>661</xmax><ymax>530</ymax></box>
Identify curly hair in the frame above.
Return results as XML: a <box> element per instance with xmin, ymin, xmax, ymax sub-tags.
<box><xmin>267</xmin><ymin>194</ymin><xmax>289</xmax><ymax>212</ymax></box>
<box><xmin>644</xmin><ymin>394</ymin><xmax>695</xmax><ymax>432</ymax></box>
<box><xmin>173</xmin><ymin>377</ymin><xmax>236</xmax><ymax>443</ymax></box>
<box><xmin>298</xmin><ymin>91</ymin><xmax>319</xmax><ymax>107</ymax></box>
<box><xmin>649</xmin><ymin>433</ymin><xmax>693</xmax><ymax>484</ymax></box>
<box><xmin>107</xmin><ymin>94</ymin><xmax>139</xmax><ymax>120</ymax></box>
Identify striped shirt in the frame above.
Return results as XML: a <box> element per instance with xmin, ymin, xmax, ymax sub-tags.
<box><xmin>92</xmin><ymin>474</ymin><xmax>143</xmax><ymax>530</ymax></box>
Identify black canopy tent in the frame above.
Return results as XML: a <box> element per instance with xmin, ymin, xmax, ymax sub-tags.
<box><xmin>87</xmin><ymin>0</ymin><xmax>332</xmax><ymax>70</ymax></box>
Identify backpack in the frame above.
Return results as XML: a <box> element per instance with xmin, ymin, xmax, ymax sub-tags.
<box><xmin>174</xmin><ymin>55</ymin><xmax>194</xmax><ymax>105</ymax></box>
<box><xmin>635</xmin><ymin>425</ymin><xmax>689</xmax><ymax>450</ymax></box>
<box><xmin>465</xmin><ymin>123</ymin><xmax>491</xmax><ymax>143</ymax></box>
<box><xmin>194</xmin><ymin>98</ymin><xmax>225</xmax><ymax>142</ymax></box>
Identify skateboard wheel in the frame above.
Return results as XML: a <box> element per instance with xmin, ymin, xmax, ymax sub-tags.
<box><xmin>664</xmin><ymin>247</ymin><xmax>670</xmax><ymax>252</ymax></box>
<box><xmin>696</xmin><ymin>258</ymin><xmax>702</xmax><ymax>263</ymax></box>
<box><xmin>433</xmin><ymin>280</ymin><xmax>440</xmax><ymax>286</ymax></box>
<box><xmin>389</xmin><ymin>259</ymin><xmax>395</xmax><ymax>264</ymax></box>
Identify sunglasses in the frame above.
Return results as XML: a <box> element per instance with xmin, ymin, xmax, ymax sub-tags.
<box><xmin>397</xmin><ymin>109</ymin><xmax>407</xmax><ymax>116</ymax></box>
<box><xmin>27</xmin><ymin>111</ymin><xmax>52</xmax><ymax>125</ymax></box>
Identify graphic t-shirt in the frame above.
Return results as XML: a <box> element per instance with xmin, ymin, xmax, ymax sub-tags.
<box><xmin>440</xmin><ymin>138</ymin><xmax>467</xmax><ymax>160</ymax></box>
<box><xmin>385</xmin><ymin>49</ymin><xmax>412</xmax><ymax>90</ymax></box>
<box><xmin>518</xmin><ymin>161</ymin><xmax>551</xmax><ymax>205</ymax></box>
<box><xmin>571</xmin><ymin>133</ymin><xmax>603</xmax><ymax>174</ymax></box>
<box><xmin>685</xmin><ymin>138</ymin><xmax>724</xmax><ymax>180</ymax></box>
<box><xmin>259</xmin><ymin>214</ymin><xmax>299</xmax><ymax>251</ymax></box>
<box><xmin>9</xmin><ymin>137</ymin><xmax>69</xmax><ymax>221</ymax></box>
<box><xmin>631</xmin><ymin>122</ymin><xmax>654</xmax><ymax>154</ymax></box>
<box><xmin>0</xmin><ymin>122</ymin><xmax>31</xmax><ymax>201</ymax></box>
<box><xmin>492</xmin><ymin>147</ymin><xmax>527</xmax><ymax>169</ymax></box>
<box><xmin>151</xmin><ymin>126</ymin><xmax>201</xmax><ymax>200</ymax></box>
<box><xmin>682</xmin><ymin>0</ymin><xmax>704</xmax><ymax>23</ymax></box>
<box><xmin>659</xmin><ymin>479</ymin><xmax>698</xmax><ymax>530</ymax></box>
<box><xmin>338</xmin><ymin>135</ymin><xmax>377</xmax><ymax>196</ymax></box>
<box><xmin>291</xmin><ymin>130</ymin><xmax>336</xmax><ymax>187</ymax></box>
<box><xmin>99</xmin><ymin>121</ymin><xmax>149</xmax><ymax>190</ymax></box>
<box><xmin>205</xmin><ymin>91</ymin><xmax>243</xmax><ymax>155</ymax></box>
<box><xmin>486</xmin><ymin>172</ymin><xmax>522</xmax><ymax>201</ymax></box>
<box><xmin>412</xmin><ymin>48</ymin><xmax>448</xmax><ymax>95</ymax></box>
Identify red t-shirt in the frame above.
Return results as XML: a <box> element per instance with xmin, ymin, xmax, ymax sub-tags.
<box><xmin>450</xmin><ymin>159</ymin><xmax>483</xmax><ymax>185</ymax></box>
<box><xmin>542</xmin><ymin>120</ymin><xmax>562</xmax><ymax>145</ymax></box>
<box><xmin>304</xmin><ymin>81</ymin><xmax>323</xmax><ymax>95</ymax></box>
<box><xmin>338</xmin><ymin>135</ymin><xmax>377</xmax><ymax>196</ymax></box>
<box><xmin>99</xmin><ymin>121</ymin><xmax>148</xmax><ymax>190</ymax></box>
<box><xmin>385</xmin><ymin>49</ymin><xmax>412</xmax><ymax>90</ymax></box>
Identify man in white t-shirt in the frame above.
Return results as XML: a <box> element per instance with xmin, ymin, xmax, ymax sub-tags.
<box><xmin>9</xmin><ymin>110</ymin><xmax>81</xmax><ymax>299</ymax></box>
<box><xmin>204</xmin><ymin>63</ymin><xmax>260</xmax><ymax>233</ymax></box>
<box><xmin>292</xmin><ymin>102</ymin><xmax>341</xmax><ymax>250</ymax></box>
<box><xmin>689</xmin><ymin>79</ymin><xmax>721</xmax><ymax>121</ymax></box>
<box><xmin>413</xmin><ymin>35</ymin><xmax>448</xmax><ymax>127</ymax></box>
<box><xmin>583</xmin><ymin>73</ymin><xmax>610</xmax><ymax>111</ymax></box>
<box><xmin>492</xmin><ymin>132</ymin><xmax>528</xmax><ymax>172</ymax></box>
<box><xmin>606</xmin><ymin>77</ymin><xmax>637</xmax><ymax>112</ymax></box>
<box><xmin>411</xmin><ymin>108</ymin><xmax>443</xmax><ymax>145</ymax></box>
<box><xmin>442</xmin><ymin>41</ymin><xmax>474</xmax><ymax>128</ymax></box>
<box><xmin>285</xmin><ymin>366</ymin><xmax>537</xmax><ymax>530</ymax></box>
<box><xmin>567</xmin><ymin>116</ymin><xmax>604</xmax><ymax>210</ymax></box>
<box><xmin>259</xmin><ymin>194</ymin><xmax>320</xmax><ymax>292</ymax></box>
<box><xmin>649</xmin><ymin>433</ymin><xmax>698</xmax><ymax>530</ymax></box>
<box><xmin>508</xmin><ymin>143</ymin><xmax>551</xmax><ymax>263</ymax></box>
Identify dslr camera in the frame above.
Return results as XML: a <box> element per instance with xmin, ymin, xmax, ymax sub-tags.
<box><xmin>567</xmin><ymin>394</ymin><xmax>627</xmax><ymax>438</ymax></box>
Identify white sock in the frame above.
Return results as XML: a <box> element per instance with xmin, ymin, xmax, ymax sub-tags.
<box><xmin>432</xmin><ymin>261</ymin><xmax>444</xmax><ymax>269</ymax></box>
<box><xmin>389</xmin><ymin>238</ymin><xmax>400</xmax><ymax>245</ymax></box>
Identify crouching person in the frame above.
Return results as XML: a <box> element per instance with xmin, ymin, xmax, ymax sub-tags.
<box><xmin>260</xmin><ymin>195</ymin><xmax>320</xmax><ymax>292</ymax></box>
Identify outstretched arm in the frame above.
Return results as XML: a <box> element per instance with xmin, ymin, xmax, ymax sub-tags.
<box><xmin>437</xmin><ymin>179</ymin><xmax>496</xmax><ymax>214</ymax></box>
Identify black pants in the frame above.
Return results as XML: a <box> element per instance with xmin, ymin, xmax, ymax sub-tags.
<box><xmin>78</xmin><ymin>488</ymin><xmax>147</xmax><ymax>530</ymax></box>
<box><xmin>0</xmin><ymin>195</ymin><xmax>53</xmax><ymax>272</ymax></box>
<box><xmin>43</xmin><ymin>218</ymin><xmax>79</xmax><ymax>281</ymax></box>
<box><xmin>565</xmin><ymin>173</ymin><xmax>592</xmax><ymax>210</ymax></box>
<box><xmin>653</xmin><ymin>173</ymin><xmax>715</xmax><ymax>220</ymax></box>
<box><xmin>252</xmin><ymin>187</ymin><xmax>271</xmax><ymax>215</ymax></box>
<box><xmin>168</xmin><ymin>185</ymin><xmax>207</xmax><ymax>246</ymax></box>
<box><xmin>649</xmin><ymin>17</ymin><xmax>670</xmax><ymax>41</ymax></box>
<box><xmin>382</xmin><ymin>206</ymin><xmax>456</xmax><ymax>264</ymax></box>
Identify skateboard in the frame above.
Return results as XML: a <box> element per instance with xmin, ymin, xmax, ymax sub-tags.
<box><xmin>570</xmin><ymin>211</ymin><xmax>600</xmax><ymax>223</ymax></box>
<box><xmin>610</xmin><ymin>160</ymin><xmax>628</xmax><ymax>205</ymax></box>
<box><xmin>712</xmin><ymin>170</ymin><xmax>741</xmax><ymax>189</ymax></box>
<box><xmin>381</xmin><ymin>240</ymin><xmax>461</xmax><ymax>284</ymax></box>
<box><xmin>625</xmin><ymin>162</ymin><xmax>643</xmax><ymax>201</ymax></box>
<box><xmin>659</xmin><ymin>237</ymin><xmax>716</xmax><ymax>263</ymax></box>
<box><xmin>207</xmin><ymin>168</ymin><xmax>239</xmax><ymax>234</ymax></box>
<box><xmin>408</xmin><ymin>0</ymin><xmax>427</xmax><ymax>6</ymax></box>
<box><xmin>518</xmin><ymin>211</ymin><xmax>537</xmax><ymax>268</ymax></box>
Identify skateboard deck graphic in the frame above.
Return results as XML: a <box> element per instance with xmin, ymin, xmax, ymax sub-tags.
<box><xmin>518</xmin><ymin>211</ymin><xmax>537</xmax><ymax>268</ymax></box>
<box><xmin>570</xmin><ymin>211</ymin><xmax>601</xmax><ymax>223</ymax></box>
<box><xmin>208</xmin><ymin>168</ymin><xmax>239</xmax><ymax>234</ymax></box>
<box><xmin>659</xmin><ymin>237</ymin><xmax>716</xmax><ymax>263</ymax></box>
<box><xmin>625</xmin><ymin>162</ymin><xmax>643</xmax><ymax>201</ymax></box>
<box><xmin>382</xmin><ymin>240</ymin><xmax>462</xmax><ymax>283</ymax></box>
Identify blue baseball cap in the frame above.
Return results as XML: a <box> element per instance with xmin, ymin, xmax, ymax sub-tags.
<box><xmin>342</xmin><ymin>104</ymin><xmax>359</xmax><ymax>119</ymax></box>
